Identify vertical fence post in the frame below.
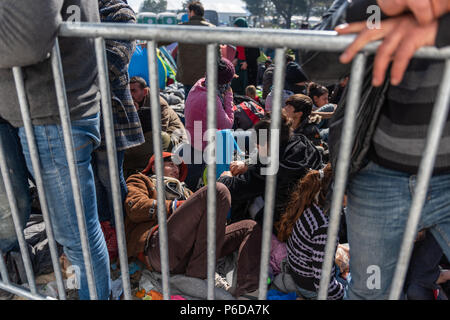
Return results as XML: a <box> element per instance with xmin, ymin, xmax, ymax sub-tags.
<box><xmin>0</xmin><ymin>72</ymin><xmax>38</xmax><ymax>297</ymax></box>
<box><xmin>206</xmin><ymin>44</ymin><xmax>218</xmax><ymax>300</ymax></box>
<box><xmin>0</xmin><ymin>250</ymin><xmax>10</xmax><ymax>286</ymax></box>
<box><xmin>318</xmin><ymin>53</ymin><xmax>367</xmax><ymax>300</ymax></box>
<box><xmin>258</xmin><ymin>47</ymin><xmax>286</xmax><ymax>300</ymax></box>
<box><xmin>147</xmin><ymin>40</ymin><xmax>170</xmax><ymax>300</ymax></box>
<box><xmin>389</xmin><ymin>59</ymin><xmax>450</xmax><ymax>300</ymax></box>
<box><xmin>12</xmin><ymin>66</ymin><xmax>67</xmax><ymax>300</ymax></box>
<box><xmin>51</xmin><ymin>39</ymin><xmax>98</xmax><ymax>300</ymax></box>
<box><xmin>94</xmin><ymin>37</ymin><xmax>132</xmax><ymax>300</ymax></box>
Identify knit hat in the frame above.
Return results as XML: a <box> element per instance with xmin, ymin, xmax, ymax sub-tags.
<box><xmin>233</xmin><ymin>17</ymin><xmax>248</xmax><ymax>28</ymax></box>
<box><xmin>142</xmin><ymin>152</ymin><xmax>188</xmax><ymax>182</ymax></box>
<box><xmin>285</xmin><ymin>62</ymin><xmax>309</xmax><ymax>84</ymax></box>
<box><xmin>217</xmin><ymin>58</ymin><xmax>235</xmax><ymax>85</ymax></box>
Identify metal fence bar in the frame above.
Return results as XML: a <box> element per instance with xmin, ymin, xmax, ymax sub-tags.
<box><xmin>12</xmin><ymin>67</ymin><xmax>67</xmax><ymax>300</ymax></box>
<box><xmin>258</xmin><ymin>47</ymin><xmax>287</xmax><ymax>300</ymax></box>
<box><xmin>0</xmin><ymin>70</ymin><xmax>39</xmax><ymax>296</ymax></box>
<box><xmin>3</xmin><ymin>21</ymin><xmax>449</xmax><ymax>302</ymax></box>
<box><xmin>51</xmin><ymin>39</ymin><xmax>98</xmax><ymax>300</ymax></box>
<box><xmin>94</xmin><ymin>37</ymin><xmax>132</xmax><ymax>300</ymax></box>
<box><xmin>318</xmin><ymin>53</ymin><xmax>367</xmax><ymax>300</ymax></box>
<box><xmin>389</xmin><ymin>59</ymin><xmax>450</xmax><ymax>300</ymax></box>
<box><xmin>58</xmin><ymin>23</ymin><xmax>450</xmax><ymax>59</ymax></box>
<box><xmin>0</xmin><ymin>281</ymin><xmax>52</xmax><ymax>300</ymax></box>
<box><xmin>0</xmin><ymin>250</ymin><xmax>10</xmax><ymax>285</ymax></box>
<box><xmin>147</xmin><ymin>40</ymin><xmax>170</xmax><ymax>300</ymax></box>
<box><xmin>206</xmin><ymin>44</ymin><xmax>218</xmax><ymax>300</ymax></box>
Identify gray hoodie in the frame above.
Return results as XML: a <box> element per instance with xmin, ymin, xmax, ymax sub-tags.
<box><xmin>0</xmin><ymin>0</ymin><xmax>100</xmax><ymax>127</ymax></box>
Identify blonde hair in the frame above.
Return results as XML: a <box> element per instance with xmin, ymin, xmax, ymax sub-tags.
<box><xmin>245</xmin><ymin>85</ymin><xmax>257</xmax><ymax>97</ymax></box>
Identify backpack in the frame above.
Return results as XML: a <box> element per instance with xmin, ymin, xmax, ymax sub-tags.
<box><xmin>232</xmin><ymin>95</ymin><xmax>265</xmax><ymax>130</ymax></box>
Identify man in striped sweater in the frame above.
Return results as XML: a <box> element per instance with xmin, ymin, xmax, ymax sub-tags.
<box><xmin>334</xmin><ymin>0</ymin><xmax>450</xmax><ymax>299</ymax></box>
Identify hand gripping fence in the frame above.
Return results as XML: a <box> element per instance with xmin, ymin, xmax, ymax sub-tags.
<box><xmin>0</xmin><ymin>22</ymin><xmax>449</xmax><ymax>300</ymax></box>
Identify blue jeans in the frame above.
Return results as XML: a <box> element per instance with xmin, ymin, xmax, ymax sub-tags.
<box><xmin>0</xmin><ymin>123</ymin><xmax>31</xmax><ymax>253</ymax></box>
<box><xmin>315</xmin><ymin>104</ymin><xmax>335</xmax><ymax>130</ymax></box>
<box><xmin>320</xmin><ymin>128</ymin><xmax>329</xmax><ymax>143</ymax></box>
<box><xmin>18</xmin><ymin>113</ymin><xmax>111</xmax><ymax>300</ymax></box>
<box><xmin>92</xmin><ymin>149</ymin><xmax>127</xmax><ymax>225</ymax></box>
<box><xmin>346</xmin><ymin>161</ymin><xmax>450</xmax><ymax>300</ymax></box>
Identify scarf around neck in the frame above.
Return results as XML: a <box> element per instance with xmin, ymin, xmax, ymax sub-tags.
<box><xmin>203</xmin><ymin>78</ymin><xmax>230</xmax><ymax>107</ymax></box>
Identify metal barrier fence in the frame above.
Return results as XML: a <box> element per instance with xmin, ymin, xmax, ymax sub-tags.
<box><xmin>0</xmin><ymin>22</ymin><xmax>449</xmax><ymax>301</ymax></box>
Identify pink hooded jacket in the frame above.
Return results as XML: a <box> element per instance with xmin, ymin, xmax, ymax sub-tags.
<box><xmin>184</xmin><ymin>78</ymin><xmax>234</xmax><ymax>150</ymax></box>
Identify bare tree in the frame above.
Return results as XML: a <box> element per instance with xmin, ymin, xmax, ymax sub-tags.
<box><xmin>139</xmin><ymin>0</ymin><xmax>168</xmax><ymax>14</ymax></box>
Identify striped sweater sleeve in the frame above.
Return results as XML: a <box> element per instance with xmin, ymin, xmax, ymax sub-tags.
<box><xmin>311</xmin><ymin>226</ymin><xmax>345</xmax><ymax>300</ymax></box>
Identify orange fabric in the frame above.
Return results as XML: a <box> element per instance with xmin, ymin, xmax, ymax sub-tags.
<box><xmin>136</xmin><ymin>289</ymin><xmax>146</xmax><ymax>299</ymax></box>
<box><xmin>150</xmin><ymin>290</ymin><xmax>163</xmax><ymax>300</ymax></box>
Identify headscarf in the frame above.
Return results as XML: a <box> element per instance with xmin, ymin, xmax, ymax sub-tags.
<box><xmin>204</xmin><ymin>58</ymin><xmax>235</xmax><ymax>106</ymax></box>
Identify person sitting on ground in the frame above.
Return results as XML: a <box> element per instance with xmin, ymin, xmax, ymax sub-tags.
<box><xmin>283</xmin><ymin>94</ymin><xmax>322</xmax><ymax>147</ymax></box>
<box><xmin>181</xmin><ymin>58</ymin><xmax>236</xmax><ymax>191</ymax></box>
<box><xmin>218</xmin><ymin>111</ymin><xmax>323</xmax><ymax>231</ymax></box>
<box><xmin>245</xmin><ymin>85</ymin><xmax>260</xmax><ymax>104</ymax></box>
<box><xmin>264</xmin><ymin>58</ymin><xmax>309</xmax><ymax>112</ymax></box>
<box><xmin>262</xmin><ymin>54</ymin><xmax>294</xmax><ymax>100</ymax></box>
<box><xmin>276</xmin><ymin>163</ymin><xmax>346</xmax><ymax>300</ymax></box>
<box><xmin>124</xmin><ymin>152</ymin><xmax>263</xmax><ymax>297</ymax></box>
<box><xmin>124</xmin><ymin>76</ymin><xmax>187</xmax><ymax>177</ymax></box>
<box><xmin>307</xmin><ymin>82</ymin><xmax>336</xmax><ymax>116</ymax></box>
<box><xmin>307</xmin><ymin>82</ymin><xmax>337</xmax><ymax>142</ymax></box>
<box><xmin>184</xmin><ymin>57</ymin><xmax>236</xmax><ymax>151</ymax></box>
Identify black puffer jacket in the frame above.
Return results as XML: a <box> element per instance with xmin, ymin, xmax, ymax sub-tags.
<box><xmin>219</xmin><ymin>133</ymin><xmax>322</xmax><ymax>232</ymax></box>
<box><xmin>273</xmin><ymin>133</ymin><xmax>323</xmax><ymax>222</ymax></box>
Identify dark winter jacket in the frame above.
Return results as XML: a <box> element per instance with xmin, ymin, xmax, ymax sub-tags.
<box><xmin>219</xmin><ymin>133</ymin><xmax>322</xmax><ymax>232</ymax></box>
<box><xmin>294</xmin><ymin>118</ymin><xmax>322</xmax><ymax>146</ymax></box>
<box><xmin>175</xmin><ymin>16</ymin><xmax>215</xmax><ymax>86</ymax></box>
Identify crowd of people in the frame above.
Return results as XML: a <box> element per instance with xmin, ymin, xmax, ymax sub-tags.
<box><xmin>0</xmin><ymin>0</ymin><xmax>450</xmax><ymax>301</ymax></box>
